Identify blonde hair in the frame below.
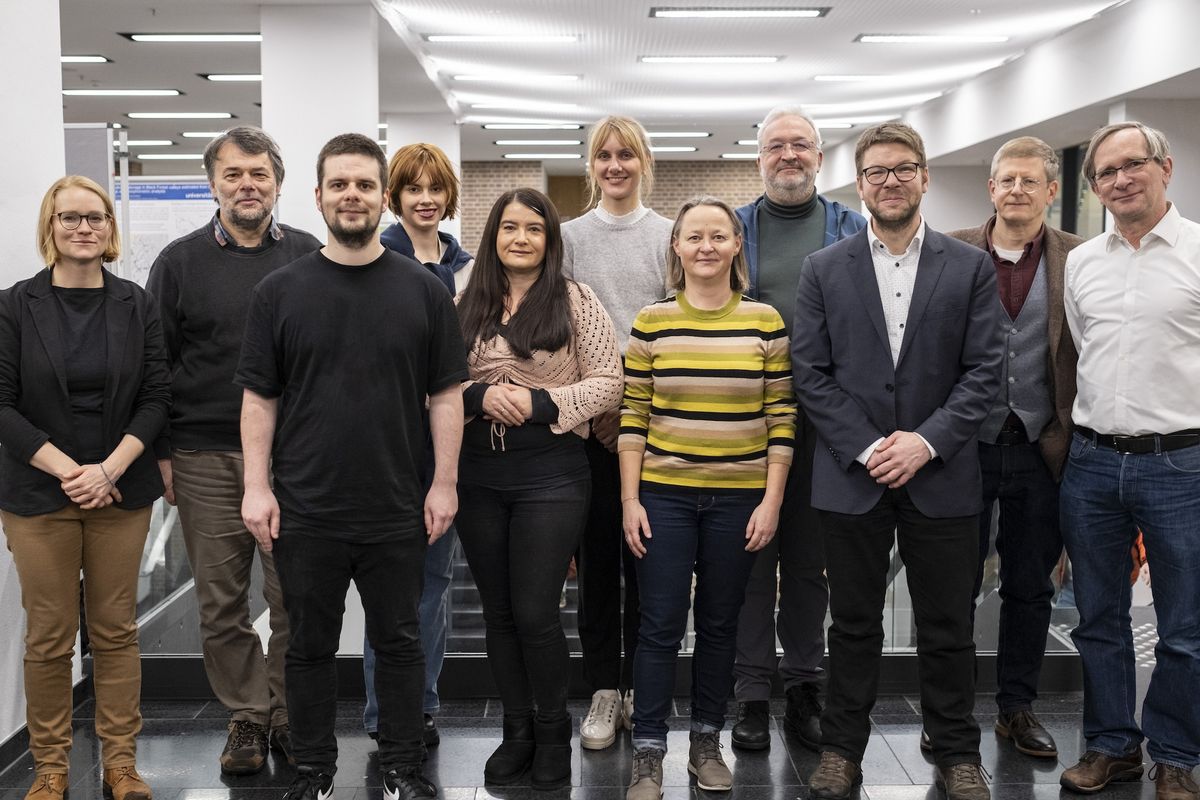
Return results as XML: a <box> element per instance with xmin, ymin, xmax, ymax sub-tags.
<box><xmin>37</xmin><ymin>175</ymin><xmax>120</xmax><ymax>266</ymax></box>
<box><xmin>991</xmin><ymin>136</ymin><xmax>1060</xmax><ymax>182</ymax></box>
<box><xmin>584</xmin><ymin>115</ymin><xmax>655</xmax><ymax>209</ymax></box>
<box><xmin>666</xmin><ymin>195</ymin><xmax>748</xmax><ymax>293</ymax></box>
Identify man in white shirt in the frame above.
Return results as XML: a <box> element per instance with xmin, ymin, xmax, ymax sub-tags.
<box><xmin>1059</xmin><ymin>121</ymin><xmax>1200</xmax><ymax>800</ymax></box>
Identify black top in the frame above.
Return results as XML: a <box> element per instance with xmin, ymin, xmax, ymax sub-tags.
<box><xmin>52</xmin><ymin>286</ymin><xmax>108</xmax><ymax>462</ymax></box>
<box><xmin>145</xmin><ymin>218</ymin><xmax>323</xmax><ymax>454</ymax></box>
<box><xmin>235</xmin><ymin>249</ymin><xmax>469</xmax><ymax>542</ymax></box>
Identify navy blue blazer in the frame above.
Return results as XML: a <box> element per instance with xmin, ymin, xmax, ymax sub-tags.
<box><xmin>791</xmin><ymin>226</ymin><xmax>1003</xmax><ymax>518</ymax></box>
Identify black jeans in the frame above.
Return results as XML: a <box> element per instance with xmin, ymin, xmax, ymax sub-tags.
<box><xmin>973</xmin><ymin>440</ymin><xmax>1063</xmax><ymax>712</ymax></box>
<box><xmin>456</xmin><ymin>477</ymin><xmax>589</xmax><ymax>721</ymax></box>
<box><xmin>821</xmin><ymin>488</ymin><xmax>982</xmax><ymax>768</ymax></box>
<box><xmin>273</xmin><ymin>529</ymin><xmax>426</xmax><ymax>774</ymax></box>
<box><xmin>576</xmin><ymin>438</ymin><xmax>640</xmax><ymax>692</ymax></box>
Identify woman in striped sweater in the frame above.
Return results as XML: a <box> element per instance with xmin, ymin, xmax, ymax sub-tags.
<box><xmin>619</xmin><ymin>196</ymin><xmax>796</xmax><ymax>800</ymax></box>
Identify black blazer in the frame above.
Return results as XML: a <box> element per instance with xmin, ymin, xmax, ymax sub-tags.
<box><xmin>791</xmin><ymin>227</ymin><xmax>1004</xmax><ymax>518</ymax></box>
<box><xmin>0</xmin><ymin>267</ymin><xmax>170</xmax><ymax>515</ymax></box>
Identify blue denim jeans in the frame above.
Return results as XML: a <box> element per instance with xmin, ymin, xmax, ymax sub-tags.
<box><xmin>363</xmin><ymin>524</ymin><xmax>458</xmax><ymax>732</ymax></box>
<box><xmin>1060</xmin><ymin>433</ymin><xmax>1200</xmax><ymax>770</ymax></box>
<box><xmin>630</xmin><ymin>489</ymin><xmax>760</xmax><ymax>748</ymax></box>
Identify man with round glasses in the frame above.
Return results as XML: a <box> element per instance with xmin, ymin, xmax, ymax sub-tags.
<box><xmin>1058</xmin><ymin>121</ymin><xmax>1200</xmax><ymax>800</ymax></box>
<box><xmin>945</xmin><ymin>136</ymin><xmax>1084</xmax><ymax>762</ymax></box>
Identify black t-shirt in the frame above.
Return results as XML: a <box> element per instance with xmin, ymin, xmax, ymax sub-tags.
<box><xmin>52</xmin><ymin>286</ymin><xmax>108</xmax><ymax>463</ymax></box>
<box><xmin>234</xmin><ymin>248</ymin><xmax>468</xmax><ymax>542</ymax></box>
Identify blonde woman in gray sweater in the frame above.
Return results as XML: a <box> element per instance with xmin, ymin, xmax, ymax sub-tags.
<box><xmin>562</xmin><ymin>115</ymin><xmax>673</xmax><ymax>751</ymax></box>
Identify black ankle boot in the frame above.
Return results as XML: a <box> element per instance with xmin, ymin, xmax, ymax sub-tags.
<box><xmin>530</xmin><ymin>716</ymin><xmax>572</xmax><ymax>790</ymax></box>
<box><xmin>484</xmin><ymin>713</ymin><xmax>535</xmax><ymax>784</ymax></box>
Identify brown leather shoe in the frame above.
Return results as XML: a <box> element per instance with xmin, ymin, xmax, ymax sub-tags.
<box><xmin>995</xmin><ymin>710</ymin><xmax>1057</xmax><ymax>758</ymax></box>
<box><xmin>102</xmin><ymin>767</ymin><xmax>150</xmax><ymax>800</ymax></box>
<box><xmin>1151</xmin><ymin>763</ymin><xmax>1200</xmax><ymax>800</ymax></box>
<box><xmin>936</xmin><ymin>763</ymin><xmax>991</xmax><ymax>800</ymax></box>
<box><xmin>1061</xmin><ymin>749</ymin><xmax>1144</xmax><ymax>793</ymax></box>
<box><xmin>25</xmin><ymin>773</ymin><xmax>68</xmax><ymax>800</ymax></box>
<box><xmin>809</xmin><ymin>751</ymin><xmax>862</xmax><ymax>800</ymax></box>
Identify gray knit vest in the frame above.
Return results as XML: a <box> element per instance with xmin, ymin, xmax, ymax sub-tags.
<box><xmin>979</xmin><ymin>256</ymin><xmax>1053</xmax><ymax>444</ymax></box>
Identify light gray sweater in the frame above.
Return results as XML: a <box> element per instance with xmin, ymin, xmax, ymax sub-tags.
<box><xmin>562</xmin><ymin>206</ymin><xmax>673</xmax><ymax>351</ymax></box>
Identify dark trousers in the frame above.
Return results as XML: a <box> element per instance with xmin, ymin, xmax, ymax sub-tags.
<box><xmin>973</xmin><ymin>440</ymin><xmax>1062</xmax><ymax>712</ymax></box>
<box><xmin>272</xmin><ymin>529</ymin><xmax>426</xmax><ymax>774</ymax></box>
<box><xmin>821</xmin><ymin>488</ymin><xmax>982</xmax><ymax>767</ymax></box>
<box><xmin>456</xmin><ymin>478</ymin><xmax>589</xmax><ymax>721</ymax></box>
<box><xmin>576</xmin><ymin>438</ymin><xmax>640</xmax><ymax>691</ymax></box>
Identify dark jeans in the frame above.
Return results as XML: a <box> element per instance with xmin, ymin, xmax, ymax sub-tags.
<box><xmin>272</xmin><ymin>529</ymin><xmax>426</xmax><ymax>774</ymax></box>
<box><xmin>456</xmin><ymin>478</ymin><xmax>589</xmax><ymax>721</ymax></box>
<box><xmin>577</xmin><ymin>438</ymin><xmax>640</xmax><ymax>691</ymax></box>
<box><xmin>821</xmin><ymin>488</ymin><xmax>981</xmax><ymax>768</ymax></box>
<box><xmin>973</xmin><ymin>440</ymin><xmax>1063</xmax><ymax>712</ymax></box>
<box><xmin>631</xmin><ymin>489</ymin><xmax>760</xmax><ymax>745</ymax></box>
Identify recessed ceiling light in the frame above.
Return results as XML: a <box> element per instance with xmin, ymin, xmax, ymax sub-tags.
<box><xmin>377</xmin><ymin>122</ymin><xmax>388</xmax><ymax>130</ymax></box>
<box><xmin>646</xmin><ymin>131</ymin><xmax>711</xmax><ymax>138</ymax></box>
<box><xmin>125</xmin><ymin>33</ymin><xmax>262</xmax><ymax>43</ymax></box>
<box><xmin>137</xmin><ymin>153</ymin><xmax>204</xmax><ymax>160</ymax></box>
<box><xmin>736</xmin><ymin>139</ymin><xmax>759</xmax><ymax>146</ymax></box>
<box><xmin>113</xmin><ymin>140</ymin><xmax>174</xmax><ymax>147</ymax></box>
<box><xmin>650</xmin><ymin>146</ymin><xmax>697</xmax><ymax>153</ymax></box>
<box><xmin>813</xmin><ymin>75</ymin><xmax>880</xmax><ymax>81</ymax></box>
<box><xmin>640</xmin><ymin>55</ymin><xmax>779</xmax><ymax>63</ymax></box>
<box><xmin>471</xmin><ymin>102</ymin><xmax>579</xmax><ymax>111</ymax></box>
<box><xmin>181</xmin><ymin>131</ymin><xmax>224</xmax><ymax>138</ymax></box>
<box><xmin>454</xmin><ymin>74</ymin><xmax>579</xmax><ymax>83</ymax></box>
<box><xmin>856</xmin><ymin>33</ymin><xmax>1009</xmax><ymax>44</ymax></box>
<box><xmin>203</xmin><ymin>74</ymin><xmax>262</xmax><ymax>82</ymax></box>
<box><xmin>751</xmin><ymin>120</ymin><xmax>868</xmax><ymax>130</ymax></box>
<box><xmin>128</xmin><ymin>112</ymin><xmax>233</xmax><ymax>119</ymax></box>
<box><xmin>64</xmin><ymin>89</ymin><xmax>181</xmax><ymax>96</ymax></box>
<box><xmin>377</xmin><ymin>140</ymin><xmax>388</xmax><ymax>147</ymax></box>
<box><xmin>814</xmin><ymin>121</ymin><xmax>854</xmax><ymax>129</ymax></box>
<box><xmin>426</xmin><ymin>34</ymin><xmax>577</xmax><ymax>43</ymax></box>
<box><xmin>61</xmin><ymin>55</ymin><xmax>110</xmax><ymax>63</ymax></box>
<box><xmin>112</xmin><ymin>122</ymin><xmax>122</xmax><ymax>128</ymax></box>
<box><xmin>502</xmin><ymin>153</ymin><xmax>581</xmax><ymax>159</ymax></box>
<box><xmin>720</xmin><ymin>153</ymin><xmax>760</xmax><ymax>159</ymax></box>
<box><xmin>651</xmin><ymin>7</ymin><xmax>826</xmax><ymax>18</ymax></box>
<box><xmin>493</xmin><ymin>140</ymin><xmax>583</xmax><ymax>146</ymax></box>
<box><xmin>482</xmin><ymin>123</ymin><xmax>583</xmax><ymax>130</ymax></box>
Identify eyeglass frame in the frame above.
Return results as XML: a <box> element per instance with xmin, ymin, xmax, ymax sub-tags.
<box><xmin>859</xmin><ymin>161</ymin><xmax>924</xmax><ymax>185</ymax></box>
<box><xmin>54</xmin><ymin>211</ymin><xmax>112</xmax><ymax>231</ymax></box>
<box><xmin>760</xmin><ymin>139</ymin><xmax>819</xmax><ymax>158</ymax></box>
<box><xmin>993</xmin><ymin>176</ymin><xmax>1048</xmax><ymax>194</ymax></box>
<box><xmin>1091</xmin><ymin>156</ymin><xmax>1160</xmax><ymax>187</ymax></box>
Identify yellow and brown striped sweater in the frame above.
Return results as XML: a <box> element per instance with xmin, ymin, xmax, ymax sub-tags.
<box><xmin>618</xmin><ymin>292</ymin><xmax>796</xmax><ymax>493</ymax></box>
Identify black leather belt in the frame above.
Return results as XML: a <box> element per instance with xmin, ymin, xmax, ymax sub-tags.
<box><xmin>994</xmin><ymin>429</ymin><xmax>1028</xmax><ymax>446</ymax></box>
<box><xmin>1076</xmin><ymin>426</ymin><xmax>1200</xmax><ymax>454</ymax></box>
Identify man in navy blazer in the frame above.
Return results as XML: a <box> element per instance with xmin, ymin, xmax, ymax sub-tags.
<box><xmin>792</xmin><ymin>122</ymin><xmax>1003</xmax><ymax>800</ymax></box>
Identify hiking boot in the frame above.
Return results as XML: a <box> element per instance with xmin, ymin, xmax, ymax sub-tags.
<box><xmin>102</xmin><ymin>767</ymin><xmax>151</xmax><ymax>800</ymax></box>
<box><xmin>936</xmin><ymin>763</ymin><xmax>990</xmax><ymax>800</ymax></box>
<box><xmin>220</xmin><ymin>720</ymin><xmax>268</xmax><ymax>775</ymax></box>
<box><xmin>1061</xmin><ymin>749</ymin><xmax>1144</xmax><ymax>793</ymax></box>
<box><xmin>1151</xmin><ymin>763</ymin><xmax>1199</xmax><ymax>800</ymax></box>
<box><xmin>627</xmin><ymin>747</ymin><xmax>664</xmax><ymax>800</ymax></box>
<box><xmin>688</xmin><ymin>731</ymin><xmax>732</xmax><ymax>791</ymax></box>
<box><xmin>25</xmin><ymin>774</ymin><xmax>68</xmax><ymax>800</ymax></box>
<box><xmin>809</xmin><ymin>751</ymin><xmax>861</xmax><ymax>800</ymax></box>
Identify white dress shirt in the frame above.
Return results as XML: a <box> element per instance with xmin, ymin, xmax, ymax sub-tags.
<box><xmin>1065</xmin><ymin>202</ymin><xmax>1200</xmax><ymax>435</ymax></box>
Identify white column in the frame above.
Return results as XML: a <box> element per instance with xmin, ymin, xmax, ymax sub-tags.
<box><xmin>384</xmin><ymin>113</ymin><xmax>463</xmax><ymax>239</ymax></box>
<box><xmin>0</xmin><ymin>0</ymin><xmax>66</xmax><ymax>747</ymax></box>
<box><xmin>261</xmin><ymin>4</ymin><xmax>380</xmax><ymax>238</ymax></box>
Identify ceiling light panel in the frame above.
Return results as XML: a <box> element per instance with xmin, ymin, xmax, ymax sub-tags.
<box><xmin>137</xmin><ymin>153</ymin><xmax>204</xmax><ymax>160</ymax></box>
<box><xmin>181</xmin><ymin>131</ymin><xmax>224</xmax><ymax>138</ymax></box>
<box><xmin>640</xmin><ymin>55</ymin><xmax>779</xmax><ymax>63</ymax></box>
<box><xmin>481</xmin><ymin>124</ymin><xmax>583</xmax><ymax>131</ymax></box>
<box><xmin>856</xmin><ymin>33</ymin><xmax>1009</xmax><ymax>44</ymax></box>
<box><xmin>425</xmin><ymin>34</ymin><xmax>577</xmax><ymax>43</ymax></box>
<box><xmin>493</xmin><ymin>140</ymin><xmax>583</xmax><ymax>146</ymax></box>
<box><xmin>646</xmin><ymin>131</ymin><xmax>711</xmax><ymax>138</ymax></box>
<box><xmin>113</xmin><ymin>140</ymin><xmax>174</xmax><ymax>146</ymax></box>
<box><xmin>650</xmin><ymin>7</ymin><xmax>827</xmax><ymax>18</ymax></box>
<box><xmin>650</xmin><ymin>146</ymin><xmax>697</xmax><ymax>153</ymax></box>
<box><xmin>502</xmin><ymin>153</ymin><xmax>581</xmax><ymax>159</ymax></box>
<box><xmin>203</xmin><ymin>74</ymin><xmax>263</xmax><ymax>82</ymax></box>
<box><xmin>125</xmin><ymin>33</ymin><xmax>262</xmax><ymax>43</ymax></box>
<box><xmin>454</xmin><ymin>74</ymin><xmax>579</xmax><ymax>83</ymax></box>
<box><xmin>128</xmin><ymin>112</ymin><xmax>233</xmax><ymax>119</ymax></box>
<box><xmin>61</xmin><ymin>55</ymin><xmax>109</xmax><ymax>63</ymax></box>
<box><xmin>64</xmin><ymin>89</ymin><xmax>180</xmax><ymax>96</ymax></box>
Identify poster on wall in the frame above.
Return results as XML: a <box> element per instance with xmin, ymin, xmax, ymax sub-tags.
<box><xmin>114</xmin><ymin>179</ymin><xmax>214</xmax><ymax>286</ymax></box>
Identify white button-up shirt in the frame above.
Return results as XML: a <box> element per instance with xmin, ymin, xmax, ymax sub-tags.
<box><xmin>1065</xmin><ymin>202</ymin><xmax>1200</xmax><ymax>435</ymax></box>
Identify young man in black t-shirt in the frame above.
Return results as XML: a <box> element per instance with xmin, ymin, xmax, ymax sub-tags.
<box><xmin>235</xmin><ymin>134</ymin><xmax>467</xmax><ymax>800</ymax></box>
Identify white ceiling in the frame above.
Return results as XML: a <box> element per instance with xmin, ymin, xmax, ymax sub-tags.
<box><xmin>58</xmin><ymin>0</ymin><xmax>1171</xmax><ymax>176</ymax></box>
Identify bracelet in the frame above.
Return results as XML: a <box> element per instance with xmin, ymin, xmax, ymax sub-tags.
<box><xmin>99</xmin><ymin>464</ymin><xmax>116</xmax><ymax>488</ymax></box>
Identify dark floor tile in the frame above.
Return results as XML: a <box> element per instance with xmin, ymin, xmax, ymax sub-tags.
<box><xmin>140</xmin><ymin>701</ymin><xmax>211</xmax><ymax>720</ymax></box>
<box><xmin>434</xmin><ymin>701</ymin><xmax>490</xmax><ymax>719</ymax></box>
<box><xmin>858</xmin><ymin>734</ymin><xmax>914</xmax><ymax>786</ymax></box>
<box><xmin>578</xmin><ymin>731</ymin><xmax>635</xmax><ymax>787</ymax></box>
<box><xmin>870</xmin><ymin>698</ymin><xmax>920</xmax><ymax>718</ymax></box>
<box><xmin>0</xmin><ymin>725</ymin><xmax>101</xmax><ymax>787</ymax></box>
<box><xmin>714</xmin><ymin>786</ymin><xmax>808</xmax><ymax>800</ymax></box>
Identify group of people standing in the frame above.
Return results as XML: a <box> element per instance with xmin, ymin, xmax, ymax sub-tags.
<box><xmin>0</xmin><ymin>103</ymin><xmax>1196</xmax><ymax>800</ymax></box>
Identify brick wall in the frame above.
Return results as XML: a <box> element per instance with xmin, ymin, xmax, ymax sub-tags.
<box><xmin>460</xmin><ymin>161</ymin><xmax>546</xmax><ymax>256</ymax></box>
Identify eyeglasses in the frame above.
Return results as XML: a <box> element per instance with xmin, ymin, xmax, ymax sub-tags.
<box><xmin>1093</xmin><ymin>157</ymin><xmax>1157</xmax><ymax>186</ymax></box>
<box><xmin>55</xmin><ymin>212</ymin><xmax>111</xmax><ymax>231</ymax></box>
<box><xmin>860</xmin><ymin>162</ymin><xmax>922</xmax><ymax>185</ymax></box>
<box><xmin>995</xmin><ymin>176</ymin><xmax>1045</xmax><ymax>193</ymax></box>
<box><xmin>760</xmin><ymin>140</ymin><xmax>817</xmax><ymax>157</ymax></box>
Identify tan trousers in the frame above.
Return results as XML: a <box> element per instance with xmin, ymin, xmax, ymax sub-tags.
<box><xmin>171</xmin><ymin>449</ymin><xmax>288</xmax><ymax>728</ymax></box>
<box><xmin>2</xmin><ymin>503</ymin><xmax>152</xmax><ymax>774</ymax></box>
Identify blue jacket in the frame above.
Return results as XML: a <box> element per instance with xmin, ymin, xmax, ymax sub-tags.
<box><xmin>380</xmin><ymin>222</ymin><xmax>473</xmax><ymax>295</ymax></box>
<box><xmin>735</xmin><ymin>193</ymin><xmax>866</xmax><ymax>299</ymax></box>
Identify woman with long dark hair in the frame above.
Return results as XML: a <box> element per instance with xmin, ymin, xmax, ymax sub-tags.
<box><xmin>455</xmin><ymin>187</ymin><xmax>622</xmax><ymax>789</ymax></box>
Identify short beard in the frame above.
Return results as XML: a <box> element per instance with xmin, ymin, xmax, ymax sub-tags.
<box><xmin>226</xmin><ymin>205</ymin><xmax>270</xmax><ymax>231</ymax></box>
<box><xmin>764</xmin><ymin>172</ymin><xmax>816</xmax><ymax>206</ymax></box>
<box><xmin>325</xmin><ymin>209</ymin><xmax>382</xmax><ymax>250</ymax></box>
<box><xmin>869</xmin><ymin>203</ymin><xmax>919</xmax><ymax>232</ymax></box>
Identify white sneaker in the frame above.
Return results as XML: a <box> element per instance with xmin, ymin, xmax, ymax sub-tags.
<box><xmin>623</xmin><ymin>690</ymin><xmax>634</xmax><ymax>730</ymax></box>
<box><xmin>580</xmin><ymin>689</ymin><xmax>622</xmax><ymax>749</ymax></box>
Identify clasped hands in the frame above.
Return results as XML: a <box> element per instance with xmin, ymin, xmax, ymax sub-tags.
<box><xmin>866</xmin><ymin>430</ymin><xmax>932</xmax><ymax>489</ymax></box>
<box><xmin>62</xmin><ymin>463</ymin><xmax>122</xmax><ymax>510</ymax></box>
<box><xmin>481</xmin><ymin>383</ymin><xmax>534</xmax><ymax>426</ymax></box>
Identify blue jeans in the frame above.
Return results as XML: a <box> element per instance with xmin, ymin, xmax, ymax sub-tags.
<box><xmin>1060</xmin><ymin>433</ymin><xmax>1200</xmax><ymax>770</ymax></box>
<box><xmin>363</xmin><ymin>525</ymin><xmax>458</xmax><ymax>732</ymax></box>
<box><xmin>973</xmin><ymin>440</ymin><xmax>1063</xmax><ymax>712</ymax></box>
<box><xmin>631</xmin><ymin>490</ymin><xmax>760</xmax><ymax>748</ymax></box>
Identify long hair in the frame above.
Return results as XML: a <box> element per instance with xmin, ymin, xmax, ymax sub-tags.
<box><xmin>457</xmin><ymin>187</ymin><xmax>573</xmax><ymax>359</ymax></box>
<box><xmin>584</xmin><ymin>115</ymin><xmax>655</xmax><ymax>209</ymax></box>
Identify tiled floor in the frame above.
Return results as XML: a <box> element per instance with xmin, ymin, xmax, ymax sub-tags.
<box><xmin>0</xmin><ymin>692</ymin><xmax>1184</xmax><ymax>800</ymax></box>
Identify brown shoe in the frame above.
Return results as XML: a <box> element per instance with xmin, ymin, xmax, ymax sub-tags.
<box><xmin>1061</xmin><ymin>749</ymin><xmax>1144</xmax><ymax>793</ymax></box>
<box><xmin>1151</xmin><ymin>763</ymin><xmax>1200</xmax><ymax>800</ymax></box>
<box><xmin>220</xmin><ymin>720</ymin><xmax>268</xmax><ymax>775</ymax></box>
<box><xmin>26</xmin><ymin>773</ymin><xmax>68</xmax><ymax>800</ymax></box>
<box><xmin>102</xmin><ymin>766</ymin><xmax>151</xmax><ymax>800</ymax></box>
<box><xmin>995</xmin><ymin>710</ymin><xmax>1057</xmax><ymax>758</ymax></box>
<box><xmin>809</xmin><ymin>751</ymin><xmax>862</xmax><ymax>800</ymax></box>
<box><xmin>936</xmin><ymin>763</ymin><xmax>991</xmax><ymax>800</ymax></box>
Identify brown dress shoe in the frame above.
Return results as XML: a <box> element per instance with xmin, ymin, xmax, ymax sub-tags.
<box><xmin>26</xmin><ymin>773</ymin><xmax>68</xmax><ymax>800</ymax></box>
<box><xmin>995</xmin><ymin>710</ymin><xmax>1057</xmax><ymax>758</ymax></box>
<box><xmin>936</xmin><ymin>763</ymin><xmax>991</xmax><ymax>800</ymax></box>
<box><xmin>102</xmin><ymin>767</ymin><xmax>151</xmax><ymax>800</ymax></box>
<box><xmin>1151</xmin><ymin>763</ymin><xmax>1200</xmax><ymax>800</ymax></box>
<box><xmin>1061</xmin><ymin>749</ymin><xmax>1144</xmax><ymax>793</ymax></box>
<box><xmin>809</xmin><ymin>751</ymin><xmax>862</xmax><ymax>800</ymax></box>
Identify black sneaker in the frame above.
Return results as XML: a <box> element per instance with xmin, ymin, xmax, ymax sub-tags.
<box><xmin>383</xmin><ymin>768</ymin><xmax>437</xmax><ymax>800</ymax></box>
<box><xmin>270</xmin><ymin>725</ymin><xmax>296</xmax><ymax>766</ymax></box>
<box><xmin>423</xmin><ymin>714</ymin><xmax>440</xmax><ymax>748</ymax></box>
<box><xmin>282</xmin><ymin>770</ymin><xmax>333</xmax><ymax>800</ymax></box>
<box><xmin>783</xmin><ymin>683</ymin><xmax>822</xmax><ymax>752</ymax></box>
